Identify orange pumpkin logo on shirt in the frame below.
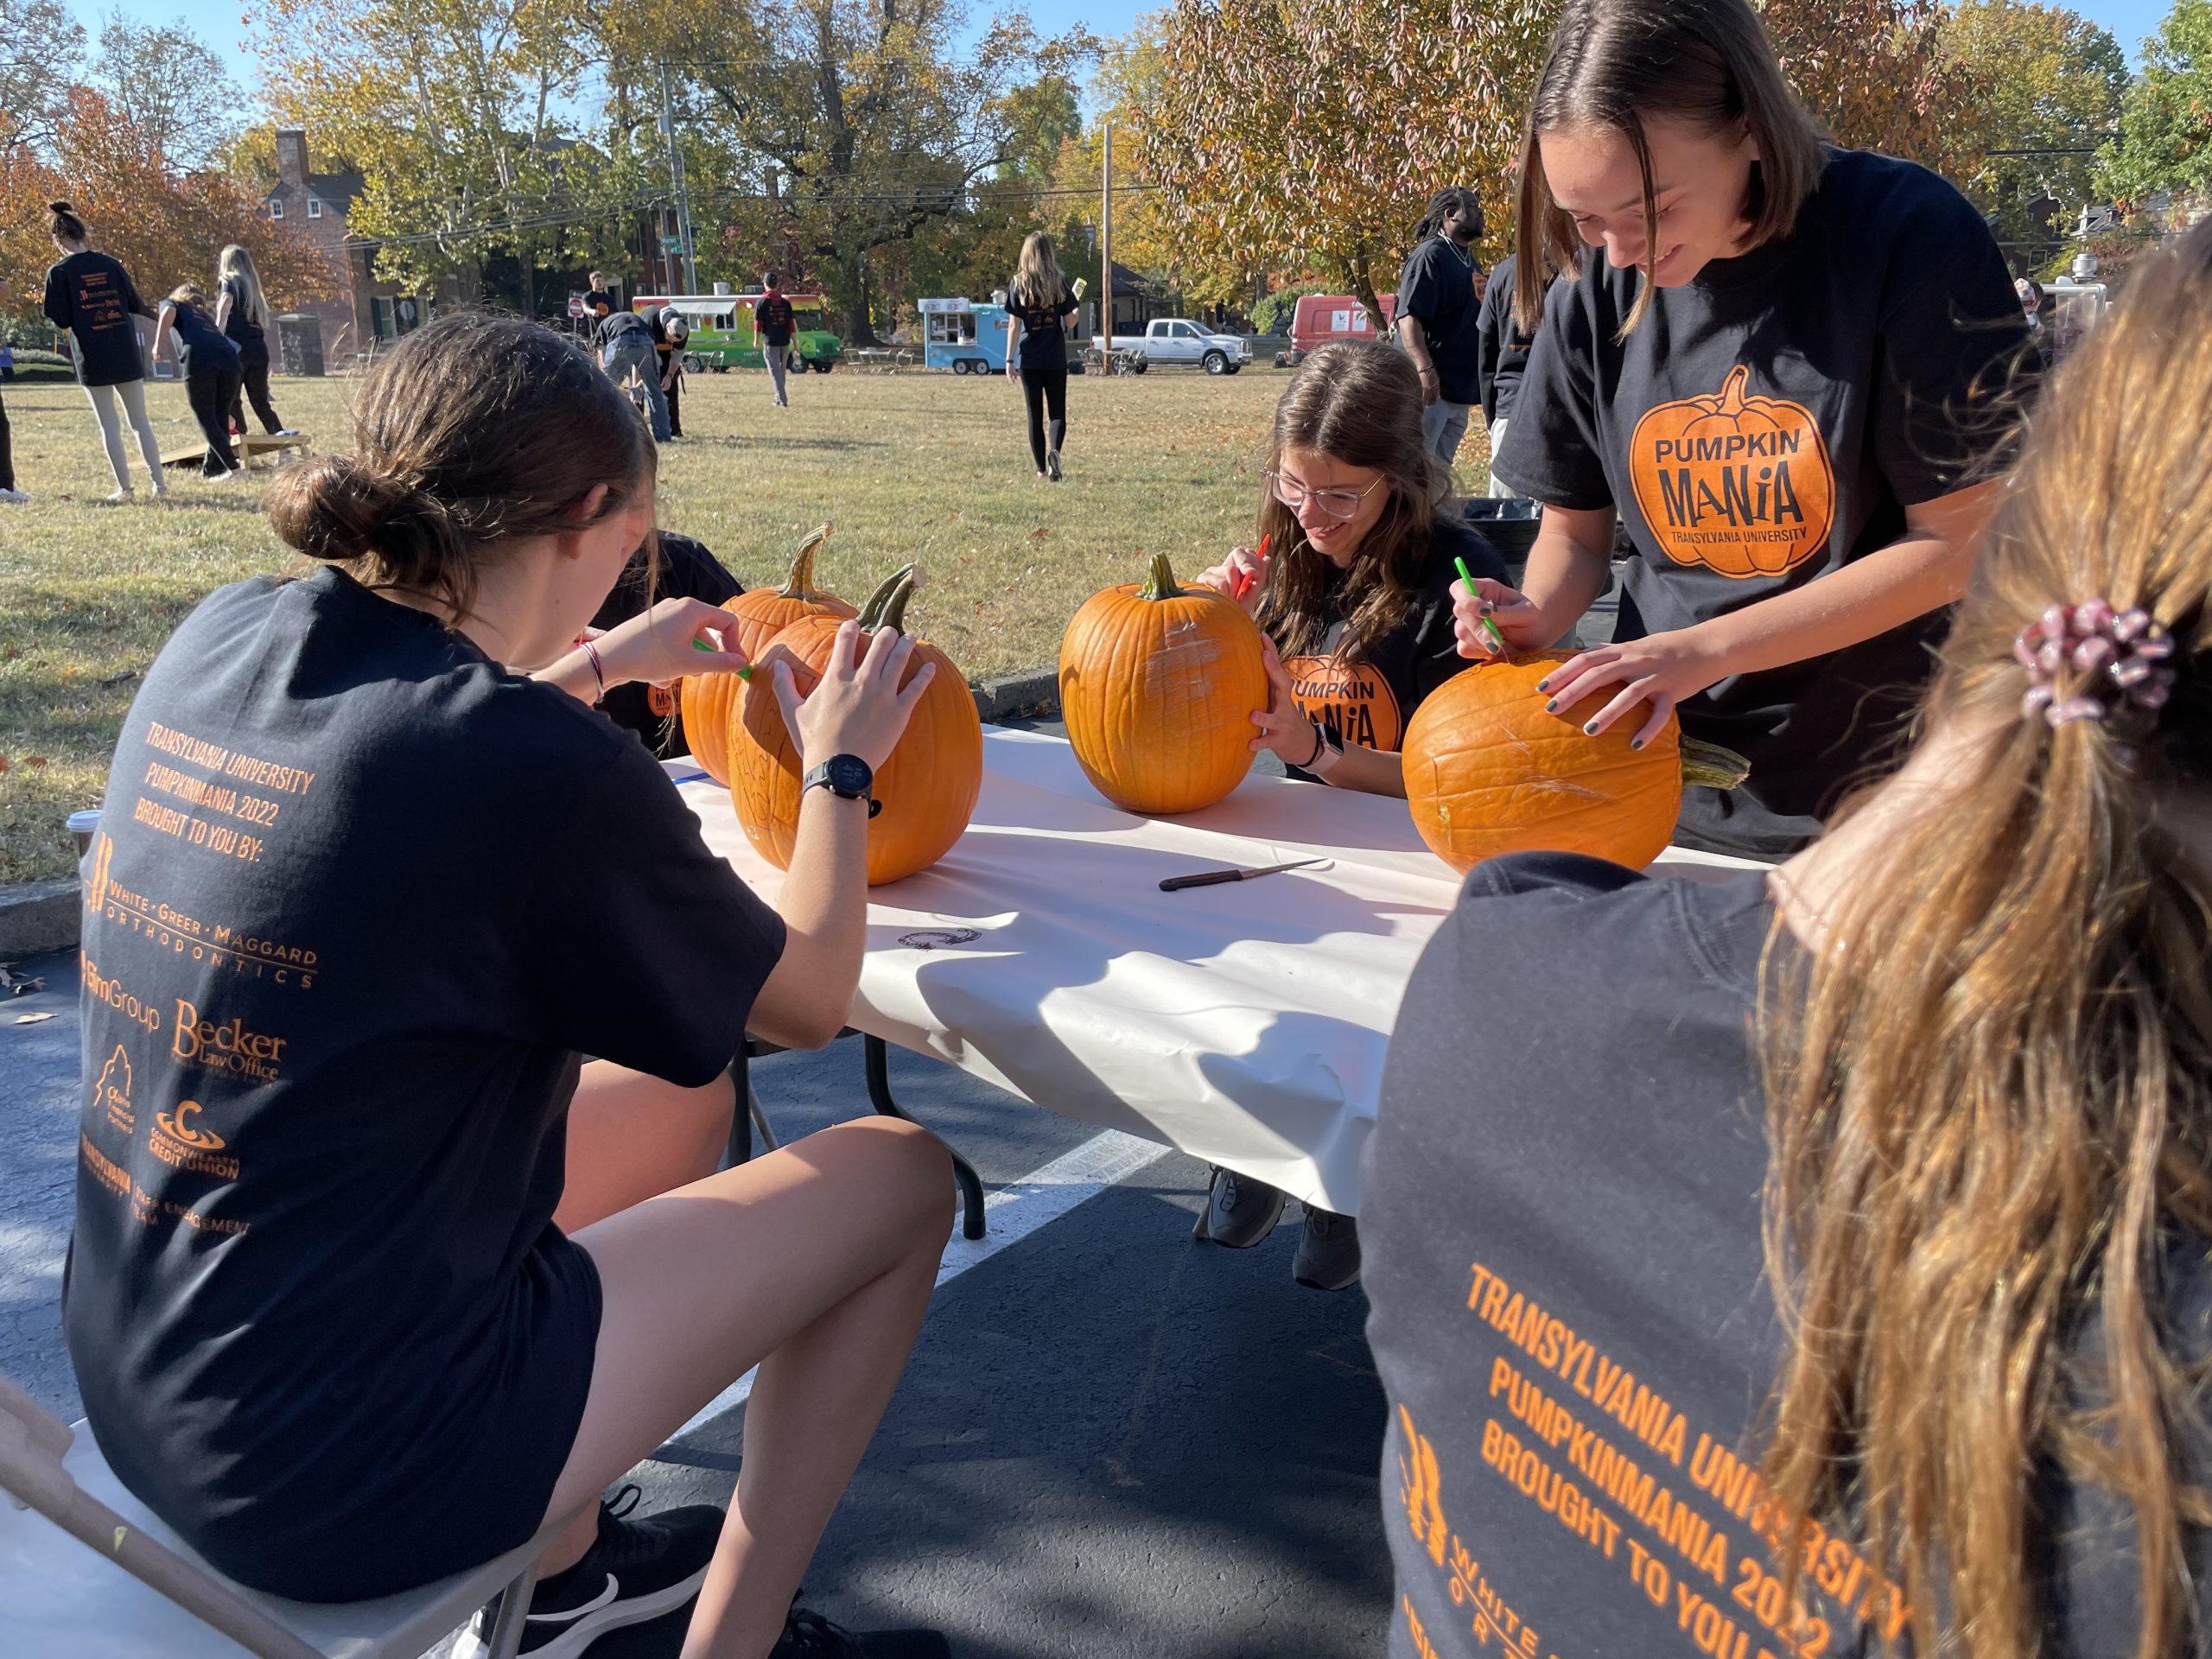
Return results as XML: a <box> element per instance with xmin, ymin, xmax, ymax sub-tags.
<box><xmin>1628</xmin><ymin>365</ymin><xmax>1835</xmax><ymax>577</ymax></box>
<box><xmin>1285</xmin><ymin>655</ymin><xmax>1402</xmax><ymax>753</ymax></box>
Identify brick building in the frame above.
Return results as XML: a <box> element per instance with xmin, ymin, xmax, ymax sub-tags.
<box><xmin>265</xmin><ymin>130</ymin><xmax>448</xmax><ymax>364</ymax></box>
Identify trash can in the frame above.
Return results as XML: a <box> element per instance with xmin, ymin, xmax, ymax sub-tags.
<box><xmin>276</xmin><ymin>314</ymin><xmax>326</xmax><ymax>377</ymax></box>
<box><xmin>1462</xmin><ymin>498</ymin><xmax>1542</xmax><ymax>582</ymax></box>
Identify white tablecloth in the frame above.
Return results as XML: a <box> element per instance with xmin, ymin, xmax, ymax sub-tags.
<box><xmin>672</xmin><ymin>730</ymin><xmax>1763</xmax><ymax>1214</ymax></box>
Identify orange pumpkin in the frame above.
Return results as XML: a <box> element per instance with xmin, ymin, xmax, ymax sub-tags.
<box><xmin>1626</xmin><ymin>365</ymin><xmax>1835</xmax><ymax>578</ymax></box>
<box><xmin>1058</xmin><ymin>550</ymin><xmax>1270</xmax><ymax>815</ymax></box>
<box><xmin>730</xmin><ymin>564</ymin><xmax>983</xmax><ymax>886</ymax></box>
<box><xmin>1401</xmin><ymin>655</ymin><xmax>1749</xmax><ymax>872</ymax></box>
<box><xmin>680</xmin><ymin>524</ymin><xmax>855</xmax><ymax>785</ymax></box>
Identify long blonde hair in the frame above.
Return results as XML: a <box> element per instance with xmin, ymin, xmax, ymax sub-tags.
<box><xmin>1012</xmin><ymin>232</ymin><xmax>1066</xmax><ymax>308</ymax></box>
<box><xmin>1759</xmin><ymin>217</ymin><xmax>2212</xmax><ymax>1659</ymax></box>
<box><xmin>218</xmin><ymin>245</ymin><xmax>273</xmax><ymax>333</ymax></box>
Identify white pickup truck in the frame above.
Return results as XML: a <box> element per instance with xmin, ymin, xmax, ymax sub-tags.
<box><xmin>1103</xmin><ymin>317</ymin><xmax>1251</xmax><ymax>375</ymax></box>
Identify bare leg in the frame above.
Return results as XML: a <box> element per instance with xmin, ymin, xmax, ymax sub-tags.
<box><xmin>84</xmin><ymin>383</ymin><xmax>130</xmax><ymax>492</ymax></box>
<box><xmin>116</xmin><ymin>379</ymin><xmax>165</xmax><ymax>492</ymax></box>
<box><xmin>542</xmin><ymin>1107</ymin><xmax>951</xmax><ymax>1657</ymax></box>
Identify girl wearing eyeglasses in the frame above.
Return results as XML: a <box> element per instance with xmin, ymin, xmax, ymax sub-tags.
<box><xmin>1187</xmin><ymin>338</ymin><xmax>1506</xmax><ymax>1291</ymax></box>
<box><xmin>1196</xmin><ymin>339</ymin><xmax>1508</xmax><ymax>802</ymax></box>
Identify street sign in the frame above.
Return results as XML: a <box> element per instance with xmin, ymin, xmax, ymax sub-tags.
<box><xmin>659</xmin><ymin>234</ymin><xmax>683</xmax><ymax>252</ymax></box>
<box><xmin>566</xmin><ymin>291</ymin><xmax>586</xmax><ymax>318</ymax></box>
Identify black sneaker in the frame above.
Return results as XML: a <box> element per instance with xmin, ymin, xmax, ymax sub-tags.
<box><xmin>1292</xmin><ymin>1206</ymin><xmax>1362</xmax><ymax>1291</ymax></box>
<box><xmin>1192</xmin><ymin>1166</ymin><xmax>1287</xmax><ymax>1249</ymax></box>
<box><xmin>454</xmin><ymin>1487</ymin><xmax>722</xmax><ymax>1659</ymax></box>
<box><xmin>1045</xmin><ymin>449</ymin><xmax>1063</xmax><ymax>481</ymax></box>
<box><xmin>772</xmin><ymin>1597</ymin><xmax>951</xmax><ymax>1657</ymax></box>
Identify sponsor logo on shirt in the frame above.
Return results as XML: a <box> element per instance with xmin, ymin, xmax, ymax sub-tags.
<box><xmin>1628</xmin><ymin>366</ymin><xmax>1835</xmax><ymax>579</ymax></box>
<box><xmin>150</xmin><ymin>1099</ymin><xmax>240</xmax><ymax>1180</ymax></box>
<box><xmin>1284</xmin><ymin>655</ymin><xmax>1403</xmax><ymax>753</ymax></box>
<box><xmin>91</xmin><ymin>1044</ymin><xmax>136</xmax><ymax>1135</ymax></box>
<box><xmin>171</xmin><ymin>997</ymin><xmax>289</xmax><ymax>1082</ymax></box>
<box><xmin>84</xmin><ymin>831</ymin><xmax>113</xmax><ymax>913</ymax></box>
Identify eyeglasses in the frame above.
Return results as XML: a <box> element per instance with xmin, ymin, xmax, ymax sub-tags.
<box><xmin>1265</xmin><ymin>468</ymin><xmax>1383</xmax><ymax>522</ymax></box>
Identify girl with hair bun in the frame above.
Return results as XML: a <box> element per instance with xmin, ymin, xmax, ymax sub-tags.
<box><xmin>66</xmin><ymin>313</ymin><xmax>955</xmax><ymax>1658</ymax></box>
<box><xmin>1368</xmin><ymin>216</ymin><xmax>2212</xmax><ymax>1659</ymax></box>
<box><xmin>41</xmin><ymin>200</ymin><xmax>166</xmax><ymax>501</ymax></box>
<box><xmin>154</xmin><ymin>283</ymin><xmax>244</xmax><ymax>480</ymax></box>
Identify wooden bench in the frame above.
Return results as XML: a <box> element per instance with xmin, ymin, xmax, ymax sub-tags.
<box><xmin>0</xmin><ymin>1375</ymin><xmax>569</xmax><ymax>1659</ymax></box>
<box><xmin>160</xmin><ymin>432</ymin><xmax>314</xmax><ymax>472</ymax></box>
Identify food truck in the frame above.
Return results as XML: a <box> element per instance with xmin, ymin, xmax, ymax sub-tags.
<box><xmin>919</xmin><ymin>296</ymin><xmax>1012</xmax><ymax>374</ymax></box>
<box><xmin>631</xmin><ymin>292</ymin><xmax>844</xmax><ymax>373</ymax></box>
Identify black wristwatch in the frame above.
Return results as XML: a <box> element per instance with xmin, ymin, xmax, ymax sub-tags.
<box><xmin>803</xmin><ymin>753</ymin><xmax>882</xmax><ymax>817</ymax></box>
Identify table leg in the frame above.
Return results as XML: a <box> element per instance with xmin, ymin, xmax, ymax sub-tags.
<box><xmin>864</xmin><ymin>1033</ymin><xmax>986</xmax><ymax>1241</ymax></box>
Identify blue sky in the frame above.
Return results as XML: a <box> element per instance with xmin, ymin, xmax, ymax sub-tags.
<box><xmin>67</xmin><ymin>0</ymin><xmax>2177</xmax><ymax>99</ymax></box>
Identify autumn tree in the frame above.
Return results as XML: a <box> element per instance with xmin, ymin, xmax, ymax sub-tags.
<box><xmin>1</xmin><ymin>0</ymin><xmax>86</xmax><ymax>151</ymax></box>
<box><xmin>2099</xmin><ymin>0</ymin><xmax>2212</xmax><ymax>207</ymax></box>
<box><xmin>1759</xmin><ymin>0</ymin><xmax>1990</xmax><ymax>177</ymax></box>
<box><xmin>91</xmin><ymin>14</ymin><xmax>243</xmax><ymax>169</ymax></box>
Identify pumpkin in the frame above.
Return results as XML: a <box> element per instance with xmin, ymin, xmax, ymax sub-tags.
<box><xmin>1626</xmin><ymin>365</ymin><xmax>1835</xmax><ymax>578</ymax></box>
<box><xmin>679</xmin><ymin>523</ymin><xmax>855</xmax><ymax>785</ymax></box>
<box><xmin>730</xmin><ymin>564</ymin><xmax>983</xmax><ymax>886</ymax></box>
<box><xmin>1401</xmin><ymin>654</ymin><xmax>1750</xmax><ymax>872</ymax></box>
<box><xmin>1058</xmin><ymin>550</ymin><xmax>1270</xmax><ymax>815</ymax></box>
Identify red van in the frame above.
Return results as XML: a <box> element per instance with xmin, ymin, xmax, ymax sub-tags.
<box><xmin>1282</xmin><ymin>293</ymin><xmax>1398</xmax><ymax>364</ymax></box>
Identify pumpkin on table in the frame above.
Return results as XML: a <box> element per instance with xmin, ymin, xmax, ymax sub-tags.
<box><xmin>730</xmin><ymin>563</ymin><xmax>983</xmax><ymax>886</ymax></box>
<box><xmin>1402</xmin><ymin>654</ymin><xmax>1749</xmax><ymax>872</ymax></box>
<box><xmin>1058</xmin><ymin>550</ymin><xmax>1270</xmax><ymax>815</ymax></box>
<box><xmin>680</xmin><ymin>523</ymin><xmax>855</xmax><ymax>785</ymax></box>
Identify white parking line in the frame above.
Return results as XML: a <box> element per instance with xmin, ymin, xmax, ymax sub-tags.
<box><xmin>663</xmin><ymin>1129</ymin><xmax>1174</xmax><ymax>1445</ymax></box>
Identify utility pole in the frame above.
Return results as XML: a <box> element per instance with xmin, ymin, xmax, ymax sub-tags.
<box><xmin>1101</xmin><ymin>120</ymin><xmax>1114</xmax><ymax>360</ymax></box>
<box><xmin>658</xmin><ymin>58</ymin><xmax>698</xmax><ymax>294</ymax></box>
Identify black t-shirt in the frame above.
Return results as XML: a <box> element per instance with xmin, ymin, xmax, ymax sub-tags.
<box><xmin>219</xmin><ymin>277</ymin><xmax>266</xmax><ymax>350</ymax></box>
<box><xmin>1010</xmin><ymin>284</ymin><xmax>1077</xmax><ymax>372</ymax></box>
<box><xmin>1474</xmin><ymin>253</ymin><xmax>1540</xmax><ymax>427</ymax></box>
<box><xmin>1395</xmin><ymin>236</ymin><xmax>1486</xmax><ymax>407</ymax></box>
<box><xmin>43</xmin><ymin>251</ymin><xmax>150</xmax><ymax>387</ymax></box>
<box><xmin>589</xmin><ymin>531</ymin><xmax>744</xmax><ymax>754</ymax></box>
<box><xmin>584</xmin><ymin>288</ymin><xmax>616</xmax><ymax>319</ymax></box>
<box><xmin>167</xmin><ymin>300</ymin><xmax>241</xmax><ymax>380</ymax></box>
<box><xmin>1366</xmin><ymin>852</ymin><xmax>2212</xmax><ymax>1659</ymax></box>
<box><xmin>594</xmin><ymin>308</ymin><xmax>652</xmax><ymax>351</ymax></box>
<box><xmin>1276</xmin><ymin>517</ymin><xmax>1505</xmax><ymax>755</ymax></box>
<box><xmin>64</xmin><ymin>564</ymin><xmax>784</xmax><ymax>1585</ymax></box>
<box><xmin>1494</xmin><ymin>149</ymin><xmax>2034</xmax><ymax>856</ymax></box>
<box><xmin>757</xmin><ymin>294</ymin><xmax>797</xmax><ymax>347</ymax></box>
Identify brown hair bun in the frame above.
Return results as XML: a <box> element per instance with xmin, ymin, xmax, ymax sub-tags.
<box><xmin>267</xmin><ymin>454</ymin><xmax>416</xmax><ymax>566</ymax></box>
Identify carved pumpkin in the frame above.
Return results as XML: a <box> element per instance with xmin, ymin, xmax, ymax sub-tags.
<box><xmin>680</xmin><ymin>524</ymin><xmax>855</xmax><ymax>785</ymax></box>
<box><xmin>730</xmin><ymin>564</ymin><xmax>983</xmax><ymax>886</ymax></box>
<box><xmin>1627</xmin><ymin>365</ymin><xmax>1835</xmax><ymax>578</ymax></box>
<box><xmin>1402</xmin><ymin>655</ymin><xmax>1749</xmax><ymax>872</ymax></box>
<box><xmin>1058</xmin><ymin>551</ymin><xmax>1270</xmax><ymax>815</ymax></box>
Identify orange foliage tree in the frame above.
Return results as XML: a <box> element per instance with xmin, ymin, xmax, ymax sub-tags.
<box><xmin>2</xmin><ymin>89</ymin><xmax>338</xmax><ymax>331</ymax></box>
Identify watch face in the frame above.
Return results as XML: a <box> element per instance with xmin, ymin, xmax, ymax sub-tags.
<box><xmin>825</xmin><ymin>753</ymin><xmax>873</xmax><ymax>795</ymax></box>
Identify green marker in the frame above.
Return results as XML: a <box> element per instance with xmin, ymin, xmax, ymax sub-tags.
<box><xmin>1453</xmin><ymin>556</ymin><xmax>1508</xmax><ymax>654</ymax></box>
<box><xmin>695</xmin><ymin>639</ymin><xmax>753</xmax><ymax>680</ymax></box>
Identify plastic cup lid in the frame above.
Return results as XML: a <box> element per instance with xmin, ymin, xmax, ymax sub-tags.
<box><xmin>66</xmin><ymin>809</ymin><xmax>102</xmax><ymax>833</ymax></box>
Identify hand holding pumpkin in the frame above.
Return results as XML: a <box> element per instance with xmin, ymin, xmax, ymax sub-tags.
<box><xmin>766</xmin><ymin>618</ymin><xmax>936</xmax><ymax>772</ymax></box>
<box><xmin>1450</xmin><ymin>576</ymin><xmax>1548</xmax><ymax>658</ymax></box>
<box><xmin>594</xmin><ymin>597</ymin><xmax>747</xmax><ymax>690</ymax></box>
<box><xmin>1249</xmin><ymin>637</ymin><xmax>1319</xmax><ymax>761</ymax></box>
<box><xmin>1531</xmin><ymin>628</ymin><xmax>1730</xmax><ymax>751</ymax></box>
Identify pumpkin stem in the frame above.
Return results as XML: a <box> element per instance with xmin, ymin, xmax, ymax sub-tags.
<box><xmin>857</xmin><ymin>563</ymin><xmax>919</xmax><ymax>632</ymax></box>
<box><xmin>1715</xmin><ymin>365</ymin><xmax>1750</xmax><ymax>417</ymax></box>
<box><xmin>1680</xmin><ymin>736</ymin><xmax>1751</xmax><ymax>791</ymax></box>
<box><xmin>1136</xmin><ymin>550</ymin><xmax>1185</xmax><ymax>601</ymax></box>
<box><xmin>777</xmin><ymin>523</ymin><xmax>835</xmax><ymax>600</ymax></box>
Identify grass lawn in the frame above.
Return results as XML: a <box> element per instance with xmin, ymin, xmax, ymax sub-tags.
<box><xmin>0</xmin><ymin>361</ymin><xmax>1491</xmax><ymax>886</ymax></box>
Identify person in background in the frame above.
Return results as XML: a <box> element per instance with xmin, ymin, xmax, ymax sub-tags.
<box><xmin>755</xmin><ymin>273</ymin><xmax>797</xmax><ymax>408</ymax></box>
<box><xmin>1393</xmin><ymin>187</ymin><xmax>1488</xmax><ymax>469</ymax></box>
<box><xmin>41</xmin><ymin>199</ymin><xmax>166</xmax><ymax>503</ymax></box>
<box><xmin>594</xmin><ymin>301</ymin><xmax>671</xmax><ymax>442</ymax></box>
<box><xmin>0</xmin><ymin>283</ymin><xmax>21</xmax><ymax>504</ymax></box>
<box><xmin>213</xmin><ymin>244</ymin><xmax>293</xmax><ymax>441</ymax></box>
<box><xmin>585</xmin><ymin>269</ymin><xmax>617</xmax><ymax>318</ymax></box>
<box><xmin>1186</xmin><ymin>340</ymin><xmax>1507</xmax><ymax>1293</ymax></box>
<box><xmin>2017</xmin><ymin>275</ymin><xmax>2045</xmax><ymax>332</ymax></box>
<box><xmin>590</xmin><ymin>530</ymin><xmax>742</xmax><ymax>755</ymax></box>
<box><xmin>155</xmin><ymin>284</ymin><xmax>245</xmax><ymax>481</ymax></box>
<box><xmin>1457</xmin><ymin>0</ymin><xmax>2035</xmax><ymax>860</ymax></box>
<box><xmin>1471</xmin><ymin>249</ymin><xmax>1548</xmax><ymax>499</ymax></box>
<box><xmin>651</xmin><ymin>306</ymin><xmax>690</xmax><ymax>440</ymax></box>
<box><xmin>1003</xmin><ymin>232</ymin><xmax>1078</xmax><ymax>481</ymax></box>
<box><xmin>1369</xmin><ymin>213</ymin><xmax>2212</xmax><ymax>1659</ymax></box>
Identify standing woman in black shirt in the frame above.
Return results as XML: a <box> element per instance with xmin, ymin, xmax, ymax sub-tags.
<box><xmin>1183</xmin><ymin>339</ymin><xmax>1506</xmax><ymax>1292</ymax></box>
<box><xmin>1368</xmin><ymin>214</ymin><xmax>2212</xmax><ymax>1659</ymax></box>
<box><xmin>1452</xmin><ymin>0</ymin><xmax>2034</xmax><ymax>859</ymax></box>
<box><xmin>40</xmin><ymin>200</ymin><xmax>166</xmax><ymax>502</ymax></box>
<box><xmin>213</xmin><ymin>244</ymin><xmax>290</xmax><ymax>439</ymax></box>
<box><xmin>154</xmin><ymin>284</ymin><xmax>245</xmax><ymax>480</ymax></box>
<box><xmin>1003</xmin><ymin>232</ymin><xmax>1077</xmax><ymax>480</ymax></box>
<box><xmin>65</xmin><ymin>315</ymin><xmax>956</xmax><ymax>1656</ymax></box>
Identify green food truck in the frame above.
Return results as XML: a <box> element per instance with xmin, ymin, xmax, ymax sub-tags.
<box><xmin>632</xmin><ymin>292</ymin><xmax>843</xmax><ymax>373</ymax></box>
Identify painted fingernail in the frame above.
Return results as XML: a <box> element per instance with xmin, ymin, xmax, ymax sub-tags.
<box><xmin>1630</xmin><ymin>738</ymin><xmax>1643</xmax><ymax>751</ymax></box>
<box><xmin>1544</xmin><ymin>700</ymin><xmax>1558</xmax><ymax>713</ymax></box>
<box><xmin>1535</xmin><ymin>680</ymin><xmax>1551</xmax><ymax>693</ymax></box>
<box><xmin>1583</xmin><ymin>721</ymin><xmax>1599</xmax><ymax>735</ymax></box>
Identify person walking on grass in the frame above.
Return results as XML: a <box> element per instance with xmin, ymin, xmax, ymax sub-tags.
<box><xmin>155</xmin><ymin>284</ymin><xmax>245</xmax><ymax>481</ymax></box>
<box><xmin>1393</xmin><ymin>187</ymin><xmax>1488</xmax><ymax>468</ymax></box>
<box><xmin>594</xmin><ymin>300</ymin><xmax>671</xmax><ymax>442</ymax></box>
<box><xmin>0</xmin><ymin>280</ymin><xmax>22</xmax><ymax>504</ymax></box>
<box><xmin>755</xmin><ymin>273</ymin><xmax>797</xmax><ymax>407</ymax></box>
<box><xmin>213</xmin><ymin>245</ymin><xmax>294</xmax><ymax>442</ymax></box>
<box><xmin>41</xmin><ymin>200</ymin><xmax>166</xmax><ymax>503</ymax></box>
<box><xmin>1004</xmin><ymin>232</ymin><xmax>1077</xmax><ymax>481</ymax></box>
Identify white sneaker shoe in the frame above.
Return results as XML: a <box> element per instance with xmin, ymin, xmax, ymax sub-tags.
<box><xmin>0</xmin><ymin>487</ymin><xmax>28</xmax><ymax>504</ymax></box>
<box><xmin>105</xmin><ymin>488</ymin><xmax>134</xmax><ymax>504</ymax></box>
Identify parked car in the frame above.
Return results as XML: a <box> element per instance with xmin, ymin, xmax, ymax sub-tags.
<box><xmin>1103</xmin><ymin>317</ymin><xmax>1250</xmax><ymax>375</ymax></box>
<box><xmin>634</xmin><ymin>293</ymin><xmax>844</xmax><ymax>373</ymax></box>
<box><xmin>1278</xmin><ymin>294</ymin><xmax>1397</xmax><ymax>366</ymax></box>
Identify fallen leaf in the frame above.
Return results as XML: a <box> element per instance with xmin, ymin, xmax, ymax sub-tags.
<box><xmin>26</xmin><ymin>756</ymin><xmax>48</xmax><ymax>768</ymax></box>
<box><xmin>15</xmin><ymin>1012</ymin><xmax>55</xmax><ymax>1026</ymax></box>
